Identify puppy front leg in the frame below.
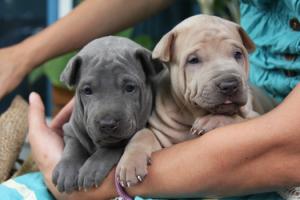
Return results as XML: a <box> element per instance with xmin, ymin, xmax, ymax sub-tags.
<box><xmin>240</xmin><ymin>89</ymin><xmax>260</xmax><ymax>119</ymax></box>
<box><xmin>190</xmin><ymin>114</ymin><xmax>244</xmax><ymax>137</ymax></box>
<box><xmin>78</xmin><ymin>147</ymin><xmax>123</xmax><ymax>190</ymax></box>
<box><xmin>116</xmin><ymin>128</ymin><xmax>161</xmax><ymax>187</ymax></box>
<box><xmin>52</xmin><ymin>134</ymin><xmax>89</xmax><ymax>193</ymax></box>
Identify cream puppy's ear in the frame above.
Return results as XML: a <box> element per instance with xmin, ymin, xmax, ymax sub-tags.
<box><xmin>237</xmin><ymin>26</ymin><xmax>256</xmax><ymax>53</ymax></box>
<box><xmin>225</xmin><ymin>20</ymin><xmax>256</xmax><ymax>53</ymax></box>
<box><xmin>152</xmin><ymin>31</ymin><xmax>176</xmax><ymax>63</ymax></box>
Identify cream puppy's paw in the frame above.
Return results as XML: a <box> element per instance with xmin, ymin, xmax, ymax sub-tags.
<box><xmin>116</xmin><ymin>150</ymin><xmax>151</xmax><ymax>187</ymax></box>
<box><xmin>191</xmin><ymin>114</ymin><xmax>243</xmax><ymax>136</ymax></box>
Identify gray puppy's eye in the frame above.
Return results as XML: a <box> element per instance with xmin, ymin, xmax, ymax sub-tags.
<box><xmin>83</xmin><ymin>85</ymin><xmax>93</xmax><ymax>95</ymax></box>
<box><xmin>187</xmin><ymin>55</ymin><xmax>201</xmax><ymax>65</ymax></box>
<box><xmin>124</xmin><ymin>83</ymin><xmax>136</xmax><ymax>93</ymax></box>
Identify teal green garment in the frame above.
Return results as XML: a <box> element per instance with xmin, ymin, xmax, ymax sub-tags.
<box><xmin>0</xmin><ymin>172</ymin><xmax>55</xmax><ymax>200</ymax></box>
<box><xmin>0</xmin><ymin>173</ymin><xmax>284</xmax><ymax>200</ymax></box>
<box><xmin>240</xmin><ymin>0</ymin><xmax>300</xmax><ymax>102</ymax></box>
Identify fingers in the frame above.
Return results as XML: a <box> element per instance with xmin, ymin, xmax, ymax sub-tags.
<box><xmin>28</xmin><ymin>92</ymin><xmax>47</xmax><ymax>132</ymax></box>
<box><xmin>28</xmin><ymin>92</ymin><xmax>65</xmax><ymax>178</ymax></box>
<box><xmin>28</xmin><ymin>92</ymin><xmax>49</xmax><ymax>148</ymax></box>
<box><xmin>50</xmin><ymin>97</ymin><xmax>74</xmax><ymax>132</ymax></box>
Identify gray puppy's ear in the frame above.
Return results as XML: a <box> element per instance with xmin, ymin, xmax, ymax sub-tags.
<box><xmin>60</xmin><ymin>55</ymin><xmax>83</xmax><ymax>88</ymax></box>
<box><xmin>135</xmin><ymin>48</ymin><xmax>165</xmax><ymax>78</ymax></box>
<box><xmin>152</xmin><ymin>30</ymin><xmax>176</xmax><ymax>63</ymax></box>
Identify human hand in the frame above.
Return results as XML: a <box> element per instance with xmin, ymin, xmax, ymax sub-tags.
<box><xmin>28</xmin><ymin>92</ymin><xmax>74</xmax><ymax>180</ymax></box>
<box><xmin>0</xmin><ymin>44</ymin><xmax>35</xmax><ymax>99</ymax></box>
<box><xmin>28</xmin><ymin>93</ymin><xmax>117</xmax><ymax>199</ymax></box>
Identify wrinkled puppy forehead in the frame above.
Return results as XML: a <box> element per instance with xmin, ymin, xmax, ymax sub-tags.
<box><xmin>81</xmin><ymin>55</ymin><xmax>145</xmax><ymax>82</ymax></box>
<box><xmin>77</xmin><ymin>36</ymin><xmax>147</xmax><ymax>77</ymax></box>
<box><xmin>174</xmin><ymin>15</ymin><xmax>243</xmax><ymax>48</ymax></box>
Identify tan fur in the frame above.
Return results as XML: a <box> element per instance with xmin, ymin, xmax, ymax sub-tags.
<box><xmin>116</xmin><ymin>15</ymin><xmax>276</xmax><ymax>186</ymax></box>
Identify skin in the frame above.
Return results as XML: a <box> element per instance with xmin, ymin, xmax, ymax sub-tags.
<box><xmin>15</xmin><ymin>1</ymin><xmax>299</xmax><ymax>199</ymax></box>
<box><xmin>0</xmin><ymin>0</ymin><xmax>173</xmax><ymax>99</ymax></box>
<box><xmin>116</xmin><ymin>15</ymin><xmax>270</xmax><ymax>187</ymax></box>
<box><xmin>29</xmin><ymin>83</ymin><xmax>300</xmax><ymax>199</ymax></box>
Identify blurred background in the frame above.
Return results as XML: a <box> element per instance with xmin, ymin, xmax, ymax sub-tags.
<box><xmin>0</xmin><ymin>0</ymin><xmax>239</xmax><ymax>116</ymax></box>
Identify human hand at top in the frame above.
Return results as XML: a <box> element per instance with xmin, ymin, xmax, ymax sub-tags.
<box><xmin>0</xmin><ymin>43</ymin><xmax>35</xmax><ymax>99</ymax></box>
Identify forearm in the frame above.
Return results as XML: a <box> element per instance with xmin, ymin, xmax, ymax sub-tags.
<box><xmin>128</xmin><ymin>84</ymin><xmax>300</xmax><ymax>198</ymax></box>
<box><xmin>50</xmin><ymin>84</ymin><xmax>300</xmax><ymax>199</ymax></box>
<box><xmin>21</xmin><ymin>0</ymin><xmax>173</xmax><ymax>70</ymax></box>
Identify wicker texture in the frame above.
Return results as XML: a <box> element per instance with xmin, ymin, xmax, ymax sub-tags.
<box><xmin>0</xmin><ymin>96</ymin><xmax>28</xmax><ymax>182</ymax></box>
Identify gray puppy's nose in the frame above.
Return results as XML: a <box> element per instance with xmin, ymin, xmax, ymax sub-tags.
<box><xmin>217</xmin><ymin>79</ymin><xmax>239</xmax><ymax>95</ymax></box>
<box><xmin>99</xmin><ymin>117</ymin><xmax>119</xmax><ymax>133</ymax></box>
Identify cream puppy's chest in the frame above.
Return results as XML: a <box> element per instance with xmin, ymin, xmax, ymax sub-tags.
<box><xmin>148</xmin><ymin>85</ymin><xmax>210</xmax><ymax>147</ymax></box>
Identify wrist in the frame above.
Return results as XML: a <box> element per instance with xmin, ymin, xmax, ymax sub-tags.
<box><xmin>19</xmin><ymin>35</ymin><xmax>50</xmax><ymax>72</ymax></box>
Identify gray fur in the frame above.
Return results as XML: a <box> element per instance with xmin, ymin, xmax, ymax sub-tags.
<box><xmin>52</xmin><ymin>36</ymin><xmax>163</xmax><ymax>193</ymax></box>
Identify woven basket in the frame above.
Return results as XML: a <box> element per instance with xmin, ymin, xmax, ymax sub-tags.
<box><xmin>0</xmin><ymin>96</ymin><xmax>28</xmax><ymax>182</ymax></box>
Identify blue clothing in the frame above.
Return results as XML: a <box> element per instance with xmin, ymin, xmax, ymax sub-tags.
<box><xmin>240</xmin><ymin>0</ymin><xmax>300</xmax><ymax>102</ymax></box>
<box><xmin>0</xmin><ymin>172</ymin><xmax>283</xmax><ymax>200</ymax></box>
<box><xmin>0</xmin><ymin>172</ymin><xmax>55</xmax><ymax>200</ymax></box>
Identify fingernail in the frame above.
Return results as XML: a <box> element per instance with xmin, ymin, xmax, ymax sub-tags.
<box><xmin>29</xmin><ymin>92</ymin><xmax>36</xmax><ymax>104</ymax></box>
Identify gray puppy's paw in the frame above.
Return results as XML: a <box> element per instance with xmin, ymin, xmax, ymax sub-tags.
<box><xmin>191</xmin><ymin>114</ymin><xmax>243</xmax><ymax>136</ymax></box>
<box><xmin>77</xmin><ymin>160</ymin><xmax>107</xmax><ymax>190</ymax></box>
<box><xmin>52</xmin><ymin>160</ymin><xmax>82</xmax><ymax>193</ymax></box>
<box><xmin>116</xmin><ymin>150</ymin><xmax>151</xmax><ymax>188</ymax></box>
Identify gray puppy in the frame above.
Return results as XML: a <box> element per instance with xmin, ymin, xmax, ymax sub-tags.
<box><xmin>52</xmin><ymin>36</ymin><xmax>163</xmax><ymax>193</ymax></box>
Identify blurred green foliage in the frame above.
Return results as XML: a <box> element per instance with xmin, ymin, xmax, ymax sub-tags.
<box><xmin>30</xmin><ymin>0</ymin><xmax>239</xmax><ymax>88</ymax></box>
<box><xmin>29</xmin><ymin>28</ymin><xmax>154</xmax><ymax>88</ymax></box>
<box><xmin>198</xmin><ymin>0</ymin><xmax>240</xmax><ymax>22</ymax></box>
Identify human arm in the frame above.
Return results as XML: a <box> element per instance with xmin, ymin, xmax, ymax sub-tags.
<box><xmin>0</xmin><ymin>0</ymin><xmax>173</xmax><ymax>99</ymax></box>
<box><xmin>29</xmin><ymin>84</ymin><xmax>300</xmax><ymax>199</ymax></box>
<box><xmin>125</xmin><ymin>83</ymin><xmax>300</xmax><ymax>198</ymax></box>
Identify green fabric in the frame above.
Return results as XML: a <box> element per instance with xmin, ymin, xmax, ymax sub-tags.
<box><xmin>240</xmin><ymin>0</ymin><xmax>300</xmax><ymax>102</ymax></box>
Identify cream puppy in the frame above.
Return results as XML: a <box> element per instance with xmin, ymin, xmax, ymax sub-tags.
<box><xmin>116</xmin><ymin>15</ymin><xmax>276</xmax><ymax>187</ymax></box>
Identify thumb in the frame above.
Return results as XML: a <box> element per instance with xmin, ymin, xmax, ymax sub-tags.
<box><xmin>28</xmin><ymin>92</ymin><xmax>47</xmax><ymax>131</ymax></box>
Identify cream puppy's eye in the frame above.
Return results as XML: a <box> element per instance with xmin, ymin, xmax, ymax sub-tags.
<box><xmin>187</xmin><ymin>55</ymin><xmax>201</xmax><ymax>64</ymax></box>
<box><xmin>233</xmin><ymin>50</ymin><xmax>243</xmax><ymax>61</ymax></box>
